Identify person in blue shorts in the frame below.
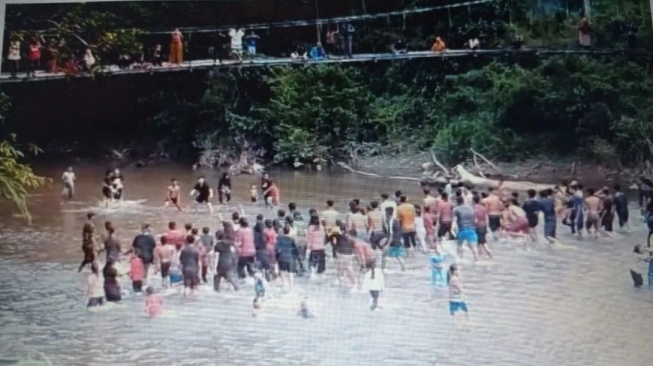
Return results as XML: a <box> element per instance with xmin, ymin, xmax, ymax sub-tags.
<box><xmin>452</xmin><ymin>196</ymin><xmax>478</xmax><ymax>261</ymax></box>
<box><xmin>430</xmin><ymin>246</ymin><xmax>447</xmax><ymax>288</ymax></box>
<box><xmin>447</xmin><ymin>264</ymin><xmax>469</xmax><ymax>321</ymax></box>
<box><xmin>381</xmin><ymin>207</ymin><xmax>406</xmax><ymax>271</ymax></box>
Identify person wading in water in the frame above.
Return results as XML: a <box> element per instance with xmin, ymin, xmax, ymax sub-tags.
<box><xmin>164</xmin><ymin>178</ymin><xmax>182</xmax><ymax>211</ymax></box>
<box><xmin>78</xmin><ymin>212</ymin><xmax>98</xmax><ymax>272</ymax></box>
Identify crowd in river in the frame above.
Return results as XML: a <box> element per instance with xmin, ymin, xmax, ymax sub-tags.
<box><xmin>66</xmin><ymin>166</ymin><xmax>653</xmax><ymax>320</ymax></box>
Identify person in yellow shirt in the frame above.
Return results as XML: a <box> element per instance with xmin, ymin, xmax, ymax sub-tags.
<box><xmin>431</xmin><ymin>37</ymin><xmax>447</xmax><ymax>53</ymax></box>
<box><xmin>397</xmin><ymin>196</ymin><xmax>417</xmax><ymax>254</ymax></box>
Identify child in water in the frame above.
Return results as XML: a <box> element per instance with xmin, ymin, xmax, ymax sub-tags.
<box><xmin>250</xmin><ymin>185</ymin><xmax>258</xmax><ymax>203</ymax></box>
<box><xmin>363</xmin><ymin>263</ymin><xmax>385</xmax><ymax>311</ymax></box>
<box><xmin>144</xmin><ymin>286</ymin><xmax>164</xmax><ymax>317</ymax></box>
<box><xmin>430</xmin><ymin>246</ymin><xmax>447</xmax><ymax>288</ymax></box>
<box><xmin>129</xmin><ymin>252</ymin><xmax>145</xmax><ymax>293</ymax></box>
<box><xmin>298</xmin><ymin>296</ymin><xmax>314</xmax><ymax>318</ymax></box>
<box><xmin>254</xmin><ymin>272</ymin><xmax>268</xmax><ymax>299</ymax></box>
<box><xmin>252</xmin><ymin>297</ymin><xmax>262</xmax><ymax>317</ymax></box>
<box><xmin>447</xmin><ymin>264</ymin><xmax>470</xmax><ymax>322</ymax></box>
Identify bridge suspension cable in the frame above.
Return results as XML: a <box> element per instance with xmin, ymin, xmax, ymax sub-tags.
<box><xmin>19</xmin><ymin>0</ymin><xmax>496</xmax><ymax>36</ymax></box>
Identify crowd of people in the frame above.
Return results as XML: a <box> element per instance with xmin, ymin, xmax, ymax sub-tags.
<box><xmin>74</xmin><ymin>169</ymin><xmax>653</xmax><ymax>320</ymax></box>
<box><xmin>7</xmin><ymin>15</ymin><xmax>621</xmax><ymax>79</ymax></box>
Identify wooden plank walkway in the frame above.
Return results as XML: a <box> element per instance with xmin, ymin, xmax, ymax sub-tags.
<box><xmin>1</xmin><ymin>48</ymin><xmax>650</xmax><ymax>84</ymax></box>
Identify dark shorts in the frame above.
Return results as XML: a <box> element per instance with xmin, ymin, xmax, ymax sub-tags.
<box><xmin>527</xmin><ymin>215</ymin><xmax>538</xmax><ymax>228</ymax></box>
<box><xmin>102</xmin><ymin>187</ymin><xmax>112</xmax><ymax>199</ymax></box>
<box><xmin>87</xmin><ymin>297</ymin><xmax>104</xmax><ymax>307</ymax></box>
<box><xmin>278</xmin><ymin>260</ymin><xmax>295</xmax><ymax>273</ymax></box>
<box><xmin>196</xmin><ymin>196</ymin><xmax>209</xmax><ymax>204</ymax></box>
<box><xmin>251</xmin><ymin>197</ymin><xmax>257</xmax><ymax>202</ymax></box>
<box><xmin>476</xmin><ymin>227</ymin><xmax>487</xmax><ymax>245</ymax></box>
<box><xmin>369</xmin><ymin>232</ymin><xmax>384</xmax><ymax>250</ymax></box>
<box><xmin>167</xmin><ymin>197</ymin><xmax>179</xmax><ymax>204</ymax></box>
<box><xmin>488</xmin><ymin>215</ymin><xmax>501</xmax><ymax>232</ymax></box>
<box><xmin>161</xmin><ymin>262</ymin><xmax>171</xmax><ymax>277</ymax></box>
<box><xmin>132</xmin><ymin>280</ymin><xmax>143</xmax><ymax>292</ymax></box>
<box><xmin>437</xmin><ymin>222</ymin><xmax>452</xmax><ymax>238</ymax></box>
<box><xmin>183</xmin><ymin>270</ymin><xmax>200</xmax><ymax>288</ymax></box>
<box><xmin>364</xmin><ymin>259</ymin><xmax>376</xmax><ymax>270</ymax></box>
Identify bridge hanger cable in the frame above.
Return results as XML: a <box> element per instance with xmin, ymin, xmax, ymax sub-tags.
<box><xmin>20</xmin><ymin>0</ymin><xmax>495</xmax><ymax>36</ymax></box>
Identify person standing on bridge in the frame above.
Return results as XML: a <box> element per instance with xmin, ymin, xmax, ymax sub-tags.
<box><xmin>209</xmin><ymin>30</ymin><xmax>228</xmax><ymax>65</ymax></box>
<box><xmin>6</xmin><ymin>37</ymin><xmax>21</xmax><ymax>79</ymax></box>
<box><xmin>431</xmin><ymin>36</ymin><xmax>447</xmax><ymax>53</ymax></box>
<box><xmin>229</xmin><ymin>27</ymin><xmax>245</xmax><ymax>62</ymax></box>
<box><xmin>342</xmin><ymin>23</ymin><xmax>355</xmax><ymax>58</ymax></box>
<box><xmin>169</xmin><ymin>28</ymin><xmax>184</xmax><ymax>65</ymax></box>
<box><xmin>245</xmin><ymin>31</ymin><xmax>260</xmax><ymax>60</ymax></box>
<box><xmin>26</xmin><ymin>36</ymin><xmax>42</xmax><ymax>78</ymax></box>
<box><xmin>578</xmin><ymin>17</ymin><xmax>592</xmax><ymax>49</ymax></box>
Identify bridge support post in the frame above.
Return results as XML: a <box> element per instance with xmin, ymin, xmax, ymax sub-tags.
<box><xmin>583</xmin><ymin>0</ymin><xmax>591</xmax><ymax>20</ymax></box>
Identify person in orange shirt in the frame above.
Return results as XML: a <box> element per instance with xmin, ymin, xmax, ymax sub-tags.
<box><xmin>397</xmin><ymin>196</ymin><xmax>417</xmax><ymax>253</ymax></box>
<box><xmin>431</xmin><ymin>37</ymin><xmax>447</xmax><ymax>53</ymax></box>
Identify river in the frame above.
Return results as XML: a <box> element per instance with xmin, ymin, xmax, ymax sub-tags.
<box><xmin>0</xmin><ymin>162</ymin><xmax>651</xmax><ymax>366</ymax></box>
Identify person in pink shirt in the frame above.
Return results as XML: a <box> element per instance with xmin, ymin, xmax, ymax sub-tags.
<box><xmin>423</xmin><ymin>205</ymin><xmax>436</xmax><ymax>248</ymax></box>
<box><xmin>166</xmin><ymin>221</ymin><xmax>185</xmax><ymax>251</ymax></box>
<box><xmin>263</xmin><ymin>219</ymin><xmax>278</xmax><ymax>276</ymax></box>
<box><xmin>436</xmin><ymin>192</ymin><xmax>454</xmax><ymax>240</ymax></box>
<box><xmin>235</xmin><ymin>217</ymin><xmax>256</xmax><ymax>278</ymax></box>
<box><xmin>473</xmin><ymin>196</ymin><xmax>493</xmax><ymax>259</ymax></box>
<box><xmin>144</xmin><ymin>286</ymin><xmax>163</xmax><ymax>317</ymax></box>
<box><xmin>352</xmin><ymin>230</ymin><xmax>375</xmax><ymax>270</ymax></box>
<box><xmin>306</xmin><ymin>215</ymin><xmax>327</xmax><ymax>274</ymax></box>
<box><xmin>129</xmin><ymin>253</ymin><xmax>145</xmax><ymax>293</ymax></box>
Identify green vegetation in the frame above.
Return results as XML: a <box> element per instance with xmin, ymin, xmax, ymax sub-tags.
<box><xmin>3</xmin><ymin>0</ymin><xmax>653</xmax><ymax>170</ymax></box>
<box><xmin>0</xmin><ymin>94</ymin><xmax>48</xmax><ymax>223</ymax></box>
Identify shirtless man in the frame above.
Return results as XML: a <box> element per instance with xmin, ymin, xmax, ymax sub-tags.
<box><xmin>154</xmin><ymin>235</ymin><xmax>177</xmax><ymax>288</ymax></box>
<box><xmin>347</xmin><ymin>207</ymin><xmax>368</xmax><ymax>241</ymax></box>
<box><xmin>423</xmin><ymin>188</ymin><xmax>436</xmax><ymax>209</ymax></box>
<box><xmin>436</xmin><ymin>192</ymin><xmax>454</xmax><ymax>241</ymax></box>
<box><xmin>481</xmin><ymin>188</ymin><xmax>504</xmax><ymax>241</ymax></box>
<box><xmin>78</xmin><ymin>212</ymin><xmax>98</xmax><ymax>272</ymax></box>
<box><xmin>61</xmin><ymin>166</ymin><xmax>76</xmax><ymax>201</ymax></box>
<box><xmin>367</xmin><ymin>201</ymin><xmax>385</xmax><ymax>249</ymax></box>
<box><xmin>506</xmin><ymin>199</ymin><xmax>530</xmax><ymax>246</ymax></box>
<box><xmin>164</xmin><ymin>178</ymin><xmax>182</xmax><ymax>211</ymax></box>
<box><xmin>584</xmin><ymin>188</ymin><xmax>602</xmax><ymax>239</ymax></box>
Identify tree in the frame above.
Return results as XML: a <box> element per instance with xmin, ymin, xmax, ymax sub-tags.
<box><xmin>0</xmin><ymin>94</ymin><xmax>48</xmax><ymax>224</ymax></box>
<box><xmin>265</xmin><ymin>65</ymin><xmax>376</xmax><ymax>164</ymax></box>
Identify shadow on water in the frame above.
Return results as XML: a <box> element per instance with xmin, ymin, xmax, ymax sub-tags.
<box><xmin>0</xmin><ymin>162</ymin><xmax>652</xmax><ymax>365</ymax></box>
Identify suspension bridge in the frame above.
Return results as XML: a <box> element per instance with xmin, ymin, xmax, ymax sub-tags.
<box><xmin>1</xmin><ymin>48</ymin><xmax>650</xmax><ymax>84</ymax></box>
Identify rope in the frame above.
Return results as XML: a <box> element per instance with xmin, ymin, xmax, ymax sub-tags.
<box><xmin>20</xmin><ymin>0</ymin><xmax>496</xmax><ymax>36</ymax></box>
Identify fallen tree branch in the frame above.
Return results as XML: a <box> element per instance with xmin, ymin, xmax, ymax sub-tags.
<box><xmin>430</xmin><ymin>149</ymin><xmax>451</xmax><ymax>176</ymax></box>
<box><xmin>523</xmin><ymin>161</ymin><xmax>543</xmax><ymax>180</ymax></box>
<box><xmin>472</xmin><ymin>155</ymin><xmax>487</xmax><ymax>178</ymax></box>
<box><xmin>337</xmin><ymin>162</ymin><xmax>421</xmax><ymax>182</ymax></box>
<box><xmin>470</xmin><ymin>148</ymin><xmax>503</xmax><ymax>175</ymax></box>
<box><xmin>454</xmin><ymin>164</ymin><xmax>553</xmax><ymax>191</ymax></box>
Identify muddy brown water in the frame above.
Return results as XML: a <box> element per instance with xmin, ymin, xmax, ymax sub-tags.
<box><xmin>0</xmin><ymin>162</ymin><xmax>652</xmax><ymax>366</ymax></box>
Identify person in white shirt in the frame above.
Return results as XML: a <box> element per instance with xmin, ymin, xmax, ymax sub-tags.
<box><xmin>363</xmin><ymin>263</ymin><xmax>385</xmax><ymax>311</ymax></box>
<box><xmin>229</xmin><ymin>28</ymin><xmax>245</xmax><ymax>61</ymax></box>
<box><xmin>379</xmin><ymin>193</ymin><xmax>397</xmax><ymax>219</ymax></box>
<box><xmin>83</xmin><ymin>48</ymin><xmax>96</xmax><ymax>71</ymax></box>
<box><xmin>62</xmin><ymin>166</ymin><xmax>76</xmax><ymax>200</ymax></box>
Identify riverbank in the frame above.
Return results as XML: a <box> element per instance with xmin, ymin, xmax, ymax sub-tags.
<box><xmin>355</xmin><ymin>152</ymin><xmax>635</xmax><ymax>188</ymax></box>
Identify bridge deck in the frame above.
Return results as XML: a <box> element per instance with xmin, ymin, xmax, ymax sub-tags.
<box><xmin>1</xmin><ymin>48</ymin><xmax>649</xmax><ymax>84</ymax></box>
